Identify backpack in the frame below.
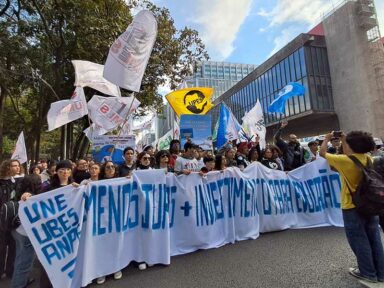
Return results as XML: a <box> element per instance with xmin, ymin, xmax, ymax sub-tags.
<box><xmin>0</xmin><ymin>200</ymin><xmax>20</xmax><ymax>232</ymax></box>
<box><xmin>348</xmin><ymin>155</ymin><xmax>384</xmax><ymax>216</ymax></box>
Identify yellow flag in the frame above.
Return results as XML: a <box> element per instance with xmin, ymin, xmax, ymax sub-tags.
<box><xmin>165</xmin><ymin>87</ymin><xmax>214</xmax><ymax>117</ymax></box>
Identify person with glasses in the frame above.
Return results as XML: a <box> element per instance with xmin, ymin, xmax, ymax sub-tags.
<box><xmin>80</xmin><ymin>163</ymin><xmax>101</xmax><ymax>185</ymax></box>
<box><xmin>136</xmin><ymin>152</ymin><xmax>152</xmax><ymax>170</ymax></box>
<box><xmin>100</xmin><ymin>161</ymin><xmax>117</xmax><ymax>180</ymax></box>
<box><xmin>155</xmin><ymin>150</ymin><xmax>173</xmax><ymax>173</ymax></box>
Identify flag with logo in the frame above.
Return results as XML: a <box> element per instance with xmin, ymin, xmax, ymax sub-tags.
<box><xmin>268</xmin><ymin>82</ymin><xmax>305</xmax><ymax>114</ymax></box>
<box><xmin>72</xmin><ymin>60</ymin><xmax>121</xmax><ymax>97</ymax></box>
<box><xmin>242</xmin><ymin>99</ymin><xmax>266</xmax><ymax>149</ymax></box>
<box><xmin>47</xmin><ymin>87</ymin><xmax>88</xmax><ymax>131</ymax></box>
<box><xmin>11</xmin><ymin>131</ymin><xmax>27</xmax><ymax>164</ymax></box>
<box><xmin>216</xmin><ymin>103</ymin><xmax>248</xmax><ymax>148</ymax></box>
<box><xmin>103</xmin><ymin>10</ymin><xmax>157</xmax><ymax>92</ymax></box>
<box><xmin>87</xmin><ymin>95</ymin><xmax>140</xmax><ymax>133</ymax></box>
<box><xmin>165</xmin><ymin>87</ymin><xmax>214</xmax><ymax>117</ymax></box>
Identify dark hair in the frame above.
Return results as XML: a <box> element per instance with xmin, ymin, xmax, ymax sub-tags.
<box><xmin>20</xmin><ymin>174</ymin><xmax>42</xmax><ymax>197</ymax></box>
<box><xmin>346</xmin><ymin>131</ymin><xmax>375</xmax><ymax>153</ymax></box>
<box><xmin>269</xmin><ymin>144</ymin><xmax>283</xmax><ymax>157</ymax></box>
<box><xmin>214</xmin><ymin>154</ymin><xmax>226</xmax><ymax>170</ymax></box>
<box><xmin>155</xmin><ymin>150</ymin><xmax>171</xmax><ymax>167</ymax></box>
<box><xmin>261</xmin><ymin>147</ymin><xmax>273</xmax><ymax>159</ymax></box>
<box><xmin>184</xmin><ymin>142</ymin><xmax>197</xmax><ymax>151</ymax></box>
<box><xmin>203</xmin><ymin>156</ymin><xmax>214</xmax><ymax>164</ymax></box>
<box><xmin>123</xmin><ymin>146</ymin><xmax>135</xmax><ymax>155</ymax></box>
<box><xmin>29</xmin><ymin>164</ymin><xmax>41</xmax><ymax>175</ymax></box>
<box><xmin>248</xmin><ymin>147</ymin><xmax>259</xmax><ymax>161</ymax></box>
<box><xmin>308</xmin><ymin>141</ymin><xmax>319</xmax><ymax>147</ymax></box>
<box><xmin>144</xmin><ymin>145</ymin><xmax>154</xmax><ymax>152</ymax></box>
<box><xmin>169</xmin><ymin>139</ymin><xmax>180</xmax><ymax>154</ymax></box>
<box><xmin>100</xmin><ymin>161</ymin><xmax>116</xmax><ymax>179</ymax></box>
<box><xmin>136</xmin><ymin>151</ymin><xmax>151</xmax><ymax>168</ymax></box>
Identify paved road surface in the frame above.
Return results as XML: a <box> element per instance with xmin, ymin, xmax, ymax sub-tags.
<box><xmin>2</xmin><ymin>226</ymin><xmax>383</xmax><ymax>288</ymax></box>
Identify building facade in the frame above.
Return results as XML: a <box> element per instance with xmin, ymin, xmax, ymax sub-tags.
<box><xmin>186</xmin><ymin>61</ymin><xmax>257</xmax><ymax>101</ymax></box>
<box><xmin>212</xmin><ymin>0</ymin><xmax>384</xmax><ymax>139</ymax></box>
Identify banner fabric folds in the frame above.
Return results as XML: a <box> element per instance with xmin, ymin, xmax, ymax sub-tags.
<box><xmin>103</xmin><ymin>10</ymin><xmax>157</xmax><ymax>92</ymax></box>
<box><xmin>165</xmin><ymin>87</ymin><xmax>214</xmax><ymax>117</ymax></box>
<box><xmin>19</xmin><ymin>158</ymin><xmax>342</xmax><ymax>288</ymax></box>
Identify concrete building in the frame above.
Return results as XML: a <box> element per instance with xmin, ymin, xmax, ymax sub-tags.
<box><xmin>211</xmin><ymin>0</ymin><xmax>384</xmax><ymax>139</ymax></box>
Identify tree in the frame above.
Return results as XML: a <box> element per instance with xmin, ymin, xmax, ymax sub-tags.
<box><xmin>0</xmin><ymin>0</ymin><xmax>209</xmax><ymax>161</ymax></box>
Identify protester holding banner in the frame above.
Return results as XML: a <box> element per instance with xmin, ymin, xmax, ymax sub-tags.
<box><xmin>320</xmin><ymin>131</ymin><xmax>384</xmax><ymax>283</ymax></box>
<box><xmin>155</xmin><ymin>150</ymin><xmax>173</xmax><ymax>173</ymax></box>
<box><xmin>119</xmin><ymin>147</ymin><xmax>136</xmax><ymax>177</ymax></box>
<box><xmin>201</xmin><ymin>156</ymin><xmax>215</xmax><ymax>173</ymax></box>
<box><xmin>224</xmin><ymin>145</ymin><xmax>237</xmax><ymax>167</ymax></box>
<box><xmin>247</xmin><ymin>147</ymin><xmax>260</xmax><ymax>163</ymax></box>
<box><xmin>11</xmin><ymin>174</ymin><xmax>42</xmax><ymax>288</ymax></box>
<box><xmin>143</xmin><ymin>145</ymin><xmax>156</xmax><ymax>168</ymax></box>
<box><xmin>260</xmin><ymin>147</ymin><xmax>282</xmax><ymax>171</ymax></box>
<box><xmin>270</xmin><ymin>145</ymin><xmax>285</xmax><ymax>171</ymax></box>
<box><xmin>168</xmin><ymin>139</ymin><xmax>181</xmax><ymax>170</ymax></box>
<box><xmin>40</xmin><ymin>160</ymin><xmax>75</xmax><ymax>287</ymax></box>
<box><xmin>0</xmin><ymin>159</ymin><xmax>24</xmax><ymax>280</ymax></box>
<box><xmin>80</xmin><ymin>163</ymin><xmax>101</xmax><ymax>185</ymax></box>
<box><xmin>235</xmin><ymin>142</ymin><xmax>250</xmax><ymax>171</ymax></box>
<box><xmin>40</xmin><ymin>161</ymin><xmax>57</xmax><ymax>184</ymax></box>
<box><xmin>274</xmin><ymin>121</ymin><xmax>306</xmax><ymax>171</ymax></box>
<box><xmin>100</xmin><ymin>161</ymin><xmax>117</xmax><ymax>179</ymax></box>
<box><xmin>136</xmin><ymin>152</ymin><xmax>153</xmax><ymax>170</ymax></box>
<box><xmin>305</xmin><ymin>140</ymin><xmax>320</xmax><ymax>163</ymax></box>
<box><xmin>174</xmin><ymin>142</ymin><xmax>200</xmax><ymax>175</ymax></box>
<box><xmin>214</xmin><ymin>154</ymin><xmax>227</xmax><ymax>171</ymax></box>
<box><xmin>72</xmin><ymin>159</ymin><xmax>90</xmax><ymax>184</ymax></box>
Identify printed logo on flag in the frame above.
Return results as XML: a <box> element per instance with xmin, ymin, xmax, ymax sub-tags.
<box><xmin>183</xmin><ymin>90</ymin><xmax>209</xmax><ymax>114</ymax></box>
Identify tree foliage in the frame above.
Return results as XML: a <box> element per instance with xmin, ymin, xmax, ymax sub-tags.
<box><xmin>0</xmin><ymin>0</ymin><xmax>209</xmax><ymax>161</ymax></box>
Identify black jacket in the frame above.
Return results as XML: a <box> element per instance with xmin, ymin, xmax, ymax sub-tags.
<box><xmin>274</xmin><ymin>128</ymin><xmax>305</xmax><ymax>171</ymax></box>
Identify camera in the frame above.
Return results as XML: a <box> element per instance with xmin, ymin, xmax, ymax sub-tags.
<box><xmin>333</xmin><ymin>131</ymin><xmax>342</xmax><ymax>138</ymax></box>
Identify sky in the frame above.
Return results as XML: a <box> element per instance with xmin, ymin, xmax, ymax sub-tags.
<box><xmin>152</xmin><ymin>0</ymin><xmax>384</xmax><ymax>66</ymax></box>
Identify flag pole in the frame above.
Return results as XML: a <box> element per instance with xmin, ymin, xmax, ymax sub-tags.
<box><xmin>110</xmin><ymin>92</ymin><xmax>137</xmax><ymax>160</ymax></box>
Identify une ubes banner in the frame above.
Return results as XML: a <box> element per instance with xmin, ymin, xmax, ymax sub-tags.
<box><xmin>19</xmin><ymin>158</ymin><xmax>342</xmax><ymax>288</ymax></box>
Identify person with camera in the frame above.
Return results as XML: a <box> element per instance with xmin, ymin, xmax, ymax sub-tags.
<box><xmin>320</xmin><ymin>130</ymin><xmax>384</xmax><ymax>283</ymax></box>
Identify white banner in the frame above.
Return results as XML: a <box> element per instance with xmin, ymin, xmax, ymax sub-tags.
<box><xmin>87</xmin><ymin>95</ymin><xmax>140</xmax><ymax>132</ymax></box>
<box><xmin>20</xmin><ymin>158</ymin><xmax>342</xmax><ymax>288</ymax></box>
<box><xmin>72</xmin><ymin>60</ymin><xmax>121</xmax><ymax>97</ymax></box>
<box><xmin>47</xmin><ymin>87</ymin><xmax>88</xmax><ymax>131</ymax></box>
<box><xmin>103</xmin><ymin>10</ymin><xmax>157</xmax><ymax>92</ymax></box>
<box><xmin>242</xmin><ymin>99</ymin><xmax>266</xmax><ymax>149</ymax></box>
<box><xmin>11</xmin><ymin>131</ymin><xmax>27</xmax><ymax>164</ymax></box>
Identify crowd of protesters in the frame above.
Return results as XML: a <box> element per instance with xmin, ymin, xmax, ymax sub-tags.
<box><xmin>1</xmin><ymin>121</ymin><xmax>384</xmax><ymax>287</ymax></box>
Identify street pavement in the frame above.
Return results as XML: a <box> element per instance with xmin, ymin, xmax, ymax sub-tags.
<box><xmin>2</xmin><ymin>226</ymin><xmax>383</xmax><ymax>288</ymax></box>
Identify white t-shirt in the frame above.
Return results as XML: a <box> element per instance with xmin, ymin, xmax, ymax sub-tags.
<box><xmin>175</xmin><ymin>157</ymin><xmax>200</xmax><ymax>172</ymax></box>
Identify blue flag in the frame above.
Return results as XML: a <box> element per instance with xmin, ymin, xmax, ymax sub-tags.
<box><xmin>267</xmin><ymin>82</ymin><xmax>305</xmax><ymax>114</ymax></box>
<box><xmin>217</xmin><ymin>103</ymin><xmax>249</xmax><ymax>148</ymax></box>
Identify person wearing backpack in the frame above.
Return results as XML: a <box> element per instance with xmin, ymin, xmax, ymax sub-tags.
<box><xmin>320</xmin><ymin>131</ymin><xmax>384</xmax><ymax>283</ymax></box>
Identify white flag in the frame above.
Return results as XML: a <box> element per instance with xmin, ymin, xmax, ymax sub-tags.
<box><xmin>12</xmin><ymin>132</ymin><xmax>27</xmax><ymax>164</ymax></box>
<box><xmin>47</xmin><ymin>87</ymin><xmax>88</xmax><ymax>131</ymax></box>
<box><xmin>103</xmin><ymin>10</ymin><xmax>157</xmax><ymax>92</ymax></box>
<box><xmin>72</xmin><ymin>60</ymin><xmax>121</xmax><ymax>97</ymax></box>
<box><xmin>132</xmin><ymin>115</ymin><xmax>154</xmax><ymax>131</ymax></box>
<box><xmin>87</xmin><ymin>95</ymin><xmax>141</xmax><ymax>132</ymax></box>
<box><xmin>242</xmin><ymin>99</ymin><xmax>266</xmax><ymax>149</ymax></box>
<box><xmin>83</xmin><ymin>124</ymin><xmax>109</xmax><ymax>141</ymax></box>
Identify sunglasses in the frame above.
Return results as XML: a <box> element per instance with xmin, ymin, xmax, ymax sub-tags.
<box><xmin>142</xmin><ymin>157</ymin><xmax>151</xmax><ymax>161</ymax></box>
<box><xmin>105</xmin><ymin>165</ymin><xmax>115</xmax><ymax>169</ymax></box>
<box><xmin>160</xmin><ymin>154</ymin><xmax>169</xmax><ymax>158</ymax></box>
